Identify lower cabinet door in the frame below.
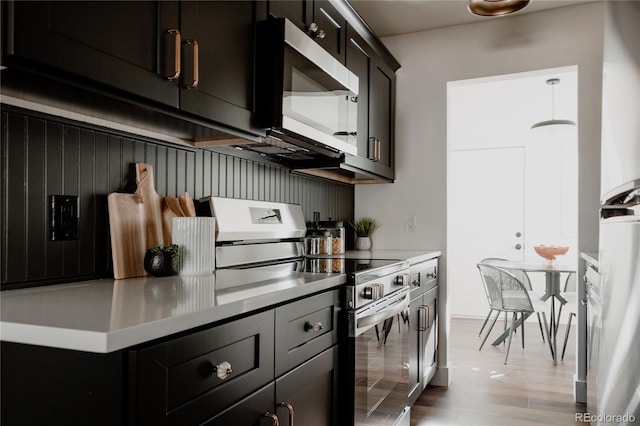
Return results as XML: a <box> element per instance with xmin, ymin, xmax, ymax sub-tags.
<box><xmin>408</xmin><ymin>293</ymin><xmax>423</xmax><ymax>405</ymax></box>
<box><xmin>132</xmin><ymin>310</ymin><xmax>275</xmax><ymax>425</ymax></box>
<box><xmin>201</xmin><ymin>383</ymin><xmax>275</xmax><ymax>426</ymax></box>
<box><xmin>275</xmin><ymin>346</ymin><xmax>338</xmax><ymax>426</ymax></box>
<box><xmin>421</xmin><ymin>287</ymin><xmax>438</xmax><ymax>388</ymax></box>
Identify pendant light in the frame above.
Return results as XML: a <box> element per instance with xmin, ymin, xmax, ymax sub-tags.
<box><xmin>467</xmin><ymin>0</ymin><xmax>531</xmax><ymax>17</ymax></box>
<box><xmin>531</xmin><ymin>78</ymin><xmax>576</xmax><ymax>130</ymax></box>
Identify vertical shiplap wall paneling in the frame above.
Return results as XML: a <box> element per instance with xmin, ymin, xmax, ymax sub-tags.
<box><xmin>78</xmin><ymin>129</ymin><xmax>95</xmax><ymax>276</ymax></box>
<box><xmin>1</xmin><ymin>107</ymin><xmax>354</xmax><ymax>289</ymax></box>
<box><xmin>94</xmin><ymin>133</ymin><xmax>110</xmax><ymax>274</ymax></box>
<box><xmin>26</xmin><ymin>117</ymin><xmax>46</xmax><ymax>281</ymax></box>
<box><xmin>62</xmin><ymin>125</ymin><xmax>80</xmax><ymax>277</ymax></box>
<box><xmin>45</xmin><ymin>122</ymin><xmax>64</xmax><ymax>278</ymax></box>
<box><xmin>5</xmin><ymin>113</ymin><xmax>28</xmax><ymax>282</ymax></box>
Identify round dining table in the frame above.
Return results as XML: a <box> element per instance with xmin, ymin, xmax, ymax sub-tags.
<box><xmin>489</xmin><ymin>260</ymin><xmax>576</xmax><ymax>365</ymax></box>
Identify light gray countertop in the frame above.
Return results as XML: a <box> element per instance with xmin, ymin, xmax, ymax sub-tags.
<box><xmin>0</xmin><ymin>249</ymin><xmax>441</xmax><ymax>354</ymax></box>
<box><xmin>0</xmin><ymin>269</ymin><xmax>345</xmax><ymax>353</ymax></box>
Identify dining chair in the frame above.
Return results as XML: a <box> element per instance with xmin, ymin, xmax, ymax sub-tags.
<box><xmin>477</xmin><ymin>263</ymin><xmax>554</xmax><ymax>364</ymax></box>
<box><xmin>478</xmin><ymin>258</ymin><xmax>546</xmax><ymax>344</ymax></box>
<box><xmin>558</xmin><ymin>271</ymin><xmax>577</xmax><ymax>360</ymax></box>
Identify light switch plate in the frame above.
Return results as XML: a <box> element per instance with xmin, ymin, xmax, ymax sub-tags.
<box><xmin>405</xmin><ymin>213</ymin><xmax>416</xmax><ymax>232</ymax></box>
<box><xmin>51</xmin><ymin>195</ymin><xmax>79</xmax><ymax>241</ymax></box>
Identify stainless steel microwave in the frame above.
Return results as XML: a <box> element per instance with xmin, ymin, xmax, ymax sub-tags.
<box><xmin>256</xmin><ymin>18</ymin><xmax>358</xmax><ymax>158</ymax></box>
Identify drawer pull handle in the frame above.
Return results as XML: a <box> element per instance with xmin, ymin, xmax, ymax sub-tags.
<box><xmin>214</xmin><ymin>361</ymin><xmax>232</xmax><ymax>380</ymax></box>
<box><xmin>304</xmin><ymin>321</ymin><xmax>324</xmax><ymax>332</ymax></box>
<box><xmin>264</xmin><ymin>412</ymin><xmax>280</xmax><ymax>426</ymax></box>
<box><xmin>200</xmin><ymin>361</ymin><xmax>233</xmax><ymax>380</ymax></box>
<box><xmin>278</xmin><ymin>402</ymin><xmax>294</xmax><ymax>425</ymax></box>
<box><xmin>426</xmin><ymin>272</ymin><xmax>437</xmax><ymax>279</ymax></box>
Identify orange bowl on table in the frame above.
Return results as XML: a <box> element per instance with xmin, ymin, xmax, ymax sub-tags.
<box><xmin>533</xmin><ymin>245</ymin><xmax>569</xmax><ymax>260</ymax></box>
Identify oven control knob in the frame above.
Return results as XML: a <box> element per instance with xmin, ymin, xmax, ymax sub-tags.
<box><xmin>395</xmin><ymin>273</ymin><xmax>410</xmax><ymax>286</ymax></box>
<box><xmin>363</xmin><ymin>286</ymin><xmax>375</xmax><ymax>299</ymax></box>
<box><xmin>363</xmin><ymin>284</ymin><xmax>384</xmax><ymax>300</ymax></box>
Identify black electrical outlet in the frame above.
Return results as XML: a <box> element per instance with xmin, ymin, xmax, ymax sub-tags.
<box><xmin>51</xmin><ymin>195</ymin><xmax>79</xmax><ymax>241</ymax></box>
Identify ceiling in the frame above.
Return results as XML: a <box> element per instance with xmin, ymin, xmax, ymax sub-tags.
<box><xmin>348</xmin><ymin>0</ymin><xmax>597</xmax><ymax>37</ymax></box>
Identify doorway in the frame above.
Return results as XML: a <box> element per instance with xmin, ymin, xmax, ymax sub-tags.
<box><xmin>446</xmin><ymin>67</ymin><xmax>579</xmax><ymax>320</ymax></box>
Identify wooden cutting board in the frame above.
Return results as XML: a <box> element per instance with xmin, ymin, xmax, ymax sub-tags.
<box><xmin>108</xmin><ymin>163</ymin><xmax>195</xmax><ymax>279</ymax></box>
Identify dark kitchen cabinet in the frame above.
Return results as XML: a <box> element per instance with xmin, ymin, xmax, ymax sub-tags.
<box><xmin>311</xmin><ymin>1</ymin><xmax>346</xmax><ymax>64</ymax></box>
<box><xmin>274</xmin><ymin>288</ymin><xmax>340</xmax><ymax>376</ymax></box>
<box><xmin>133</xmin><ymin>288</ymin><xmax>341</xmax><ymax>425</ymax></box>
<box><xmin>6</xmin><ymin>1</ymin><xmax>180</xmax><ymax>107</ymax></box>
<box><xmin>275</xmin><ymin>347</ymin><xmax>339</xmax><ymax>426</ymax></box>
<box><xmin>132</xmin><ymin>310</ymin><xmax>275</xmax><ymax>425</ymax></box>
<box><xmin>267</xmin><ymin>0</ymin><xmax>345</xmax><ymax>64</ymax></box>
<box><xmin>0</xmin><ymin>342</ymin><xmax>125</xmax><ymax>426</ymax></box>
<box><xmin>343</xmin><ymin>26</ymin><xmax>396</xmax><ymax>181</ymax></box>
<box><xmin>369</xmin><ymin>58</ymin><xmax>395</xmax><ymax>179</ymax></box>
<box><xmin>408</xmin><ymin>259</ymin><xmax>439</xmax><ymax>405</ymax></box>
<box><xmin>267</xmin><ymin>0</ymin><xmax>310</xmax><ymax>31</ymax></box>
<box><xmin>201</xmin><ymin>383</ymin><xmax>275</xmax><ymax>426</ymax></box>
<box><xmin>344</xmin><ymin>26</ymin><xmax>373</xmax><ymax>174</ymax></box>
<box><xmin>4</xmin><ymin>0</ymin><xmax>263</xmax><ymax>136</ymax></box>
<box><xmin>178</xmin><ymin>1</ymin><xmax>262</xmax><ymax>134</ymax></box>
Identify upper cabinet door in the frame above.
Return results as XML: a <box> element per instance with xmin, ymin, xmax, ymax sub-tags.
<box><xmin>267</xmin><ymin>1</ymin><xmax>345</xmax><ymax>64</ymax></box>
<box><xmin>370</xmin><ymin>58</ymin><xmax>395</xmax><ymax>179</ymax></box>
<box><xmin>344</xmin><ymin>26</ymin><xmax>373</xmax><ymax>173</ymax></box>
<box><xmin>179</xmin><ymin>1</ymin><xmax>263</xmax><ymax>135</ymax></box>
<box><xmin>8</xmin><ymin>1</ymin><xmax>180</xmax><ymax>107</ymax></box>
<box><xmin>267</xmin><ymin>0</ymin><xmax>310</xmax><ymax>31</ymax></box>
<box><xmin>311</xmin><ymin>1</ymin><xmax>346</xmax><ymax>64</ymax></box>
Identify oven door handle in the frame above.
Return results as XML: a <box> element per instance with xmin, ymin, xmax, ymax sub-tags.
<box><xmin>357</xmin><ymin>293</ymin><xmax>410</xmax><ymax>330</ymax></box>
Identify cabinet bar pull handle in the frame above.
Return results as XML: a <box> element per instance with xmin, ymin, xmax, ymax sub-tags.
<box><xmin>417</xmin><ymin>306</ymin><xmax>427</xmax><ymax>331</ymax></box>
<box><xmin>373</xmin><ymin>138</ymin><xmax>381</xmax><ymax>162</ymax></box>
<box><xmin>264</xmin><ymin>413</ymin><xmax>280</xmax><ymax>426</ymax></box>
<box><xmin>426</xmin><ymin>305</ymin><xmax>431</xmax><ymax>329</ymax></box>
<box><xmin>185</xmin><ymin>39</ymin><xmax>199</xmax><ymax>89</ymax></box>
<box><xmin>368</xmin><ymin>137</ymin><xmax>376</xmax><ymax>161</ymax></box>
<box><xmin>278</xmin><ymin>402</ymin><xmax>294</xmax><ymax>425</ymax></box>
<box><xmin>166</xmin><ymin>29</ymin><xmax>181</xmax><ymax>81</ymax></box>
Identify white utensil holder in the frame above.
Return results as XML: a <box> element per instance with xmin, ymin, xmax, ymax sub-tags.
<box><xmin>172</xmin><ymin>217</ymin><xmax>216</xmax><ymax>275</ymax></box>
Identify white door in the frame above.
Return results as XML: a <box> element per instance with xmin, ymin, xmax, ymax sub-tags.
<box><xmin>448</xmin><ymin>147</ymin><xmax>525</xmax><ymax>318</ymax></box>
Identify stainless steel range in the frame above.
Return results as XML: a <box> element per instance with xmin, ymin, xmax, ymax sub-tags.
<box><xmin>199</xmin><ymin>197</ymin><xmax>412</xmax><ymax>426</ymax></box>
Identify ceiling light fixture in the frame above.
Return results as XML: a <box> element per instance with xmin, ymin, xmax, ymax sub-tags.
<box><xmin>467</xmin><ymin>0</ymin><xmax>531</xmax><ymax>17</ymax></box>
<box><xmin>531</xmin><ymin>78</ymin><xmax>576</xmax><ymax>130</ymax></box>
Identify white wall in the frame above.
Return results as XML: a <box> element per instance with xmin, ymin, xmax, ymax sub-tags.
<box><xmin>356</xmin><ymin>0</ymin><xmax>604</xmax><ymax>288</ymax></box>
<box><xmin>354</xmin><ymin>2</ymin><xmax>605</xmax><ymax>383</ymax></box>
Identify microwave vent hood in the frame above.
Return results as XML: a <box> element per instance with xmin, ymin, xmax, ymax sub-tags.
<box><xmin>251</xmin><ymin>17</ymin><xmax>358</xmax><ymax>164</ymax></box>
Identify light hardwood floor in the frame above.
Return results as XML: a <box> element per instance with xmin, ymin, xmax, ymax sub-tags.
<box><xmin>411</xmin><ymin>317</ymin><xmax>589</xmax><ymax>425</ymax></box>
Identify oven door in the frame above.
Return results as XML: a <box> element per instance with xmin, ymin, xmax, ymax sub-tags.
<box><xmin>350</xmin><ymin>288</ymin><xmax>411</xmax><ymax>425</ymax></box>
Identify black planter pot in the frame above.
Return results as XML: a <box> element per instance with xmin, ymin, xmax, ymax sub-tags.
<box><xmin>144</xmin><ymin>250</ymin><xmax>177</xmax><ymax>277</ymax></box>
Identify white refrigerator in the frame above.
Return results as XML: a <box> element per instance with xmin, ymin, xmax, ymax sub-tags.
<box><xmin>596</xmin><ymin>1</ymin><xmax>640</xmax><ymax>424</ymax></box>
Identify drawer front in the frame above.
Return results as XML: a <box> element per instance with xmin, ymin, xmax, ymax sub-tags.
<box><xmin>275</xmin><ymin>289</ymin><xmax>340</xmax><ymax>377</ymax></box>
<box><xmin>133</xmin><ymin>310</ymin><xmax>275</xmax><ymax>426</ymax></box>
<box><xmin>410</xmin><ymin>258</ymin><xmax>438</xmax><ymax>297</ymax></box>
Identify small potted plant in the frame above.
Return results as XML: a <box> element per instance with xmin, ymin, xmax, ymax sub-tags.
<box><xmin>143</xmin><ymin>244</ymin><xmax>180</xmax><ymax>277</ymax></box>
<box><xmin>352</xmin><ymin>217</ymin><xmax>380</xmax><ymax>250</ymax></box>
